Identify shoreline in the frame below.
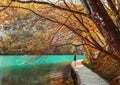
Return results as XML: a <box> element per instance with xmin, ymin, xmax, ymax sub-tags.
<box><xmin>70</xmin><ymin>60</ymin><xmax>109</xmax><ymax>85</ymax></box>
<box><xmin>71</xmin><ymin>65</ymin><xmax>79</xmax><ymax>85</ymax></box>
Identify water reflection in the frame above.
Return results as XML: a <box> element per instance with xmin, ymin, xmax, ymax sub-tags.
<box><xmin>0</xmin><ymin>55</ymin><xmax>84</xmax><ymax>85</ymax></box>
<box><xmin>1</xmin><ymin>63</ymin><xmax>73</xmax><ymax>85</ymax></box>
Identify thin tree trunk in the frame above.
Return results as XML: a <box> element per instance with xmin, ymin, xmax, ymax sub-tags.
<box><xmin>106</xmin><ymin>0</ymin><xmax>120</xmax><ymax>25</ymax></box>
<box><xmin>81</xmin><ymin>0</ymin><xmax>120</xmax><ymax>61</ymax></box>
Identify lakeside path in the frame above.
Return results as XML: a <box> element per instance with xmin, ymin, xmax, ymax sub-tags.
<box><xmin>71</xmin><ymin>60</ymin><xmax>109</xmax><ymax>85</ymax></box>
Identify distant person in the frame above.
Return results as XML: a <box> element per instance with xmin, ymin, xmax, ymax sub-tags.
<box><xmin>74</xmin><ymin>54</ymin><xmax>77</xmax><ymax>66</ymax></box>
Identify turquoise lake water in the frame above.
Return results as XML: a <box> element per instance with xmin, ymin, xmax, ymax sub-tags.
<box><xmin>0</xmin><ymin>55</ymin><xmax>84</xmax><ymax>66</ymax></box>
<box><xmin>0</xmin><ymin>55</ymin><xmax>84</xmax><ymax>85</ymax></box>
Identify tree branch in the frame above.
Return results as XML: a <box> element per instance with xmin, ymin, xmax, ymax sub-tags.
<box><xmin>11</xmin><ymin>0</ymin><xmax>87</xmax><ymax>16</ymax></box>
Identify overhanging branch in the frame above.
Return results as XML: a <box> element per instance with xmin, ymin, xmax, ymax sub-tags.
<box><xmin>11</xmin><ymin>0</ymin><xmax>87</xmax><ymax>17</ymax></box>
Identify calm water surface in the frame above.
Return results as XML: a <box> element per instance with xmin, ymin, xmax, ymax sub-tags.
<box><xmin>0</xmin><ymin>55</ymin><xmax>84</xmax><ymax>85</ymax></box>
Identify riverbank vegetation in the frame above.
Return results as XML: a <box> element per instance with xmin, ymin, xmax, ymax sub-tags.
<box><xmin>0</xmin><ymin>1</ymin><xmax>83</xmax><ymax>55</ymax></box>
<box><xmin>0</xmin><ymin>0</ymin><xmax>120</xmax><ymax>84</ymax></box>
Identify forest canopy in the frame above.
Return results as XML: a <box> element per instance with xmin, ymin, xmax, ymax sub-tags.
<box><xmin>1</xmin><ymin>0</ymin><xmax>120</xmax><ymax>84</ymax></box>
<box><xmin>0</xmin><ymin>0</ymin><xmax>120</xmax><ymax>62</ymax></box>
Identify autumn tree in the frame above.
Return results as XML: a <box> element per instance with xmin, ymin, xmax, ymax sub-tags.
<box><xmin>81</xmin><ymin>0</ymin><xmax>120</xmax><ymax>61</ymax></box>
<box><xmin>0</xmin><ymin>2</ymin><xmax>82</xmax><ymax>54</ymax></box>
<box><xmin>0</xmin><ymin>0</ymin><xmax>120</xmax><ymax>63</ymax></box>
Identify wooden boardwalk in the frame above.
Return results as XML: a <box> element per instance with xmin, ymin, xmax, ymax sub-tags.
<box><xmin>71</xmin><ymin>60</ymin><xmax>109</xmax><ymax>85</ymax></box>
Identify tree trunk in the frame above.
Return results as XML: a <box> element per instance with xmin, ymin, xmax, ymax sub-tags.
<box><xmin>81</xmin><ymin>0</ymin><xmax>120</xmax><ymax>61</ymax></box>
<box><xmin>106</xmin><ymin>0</ymin><xmax>120</xmax><ymax>25</ymax></box>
